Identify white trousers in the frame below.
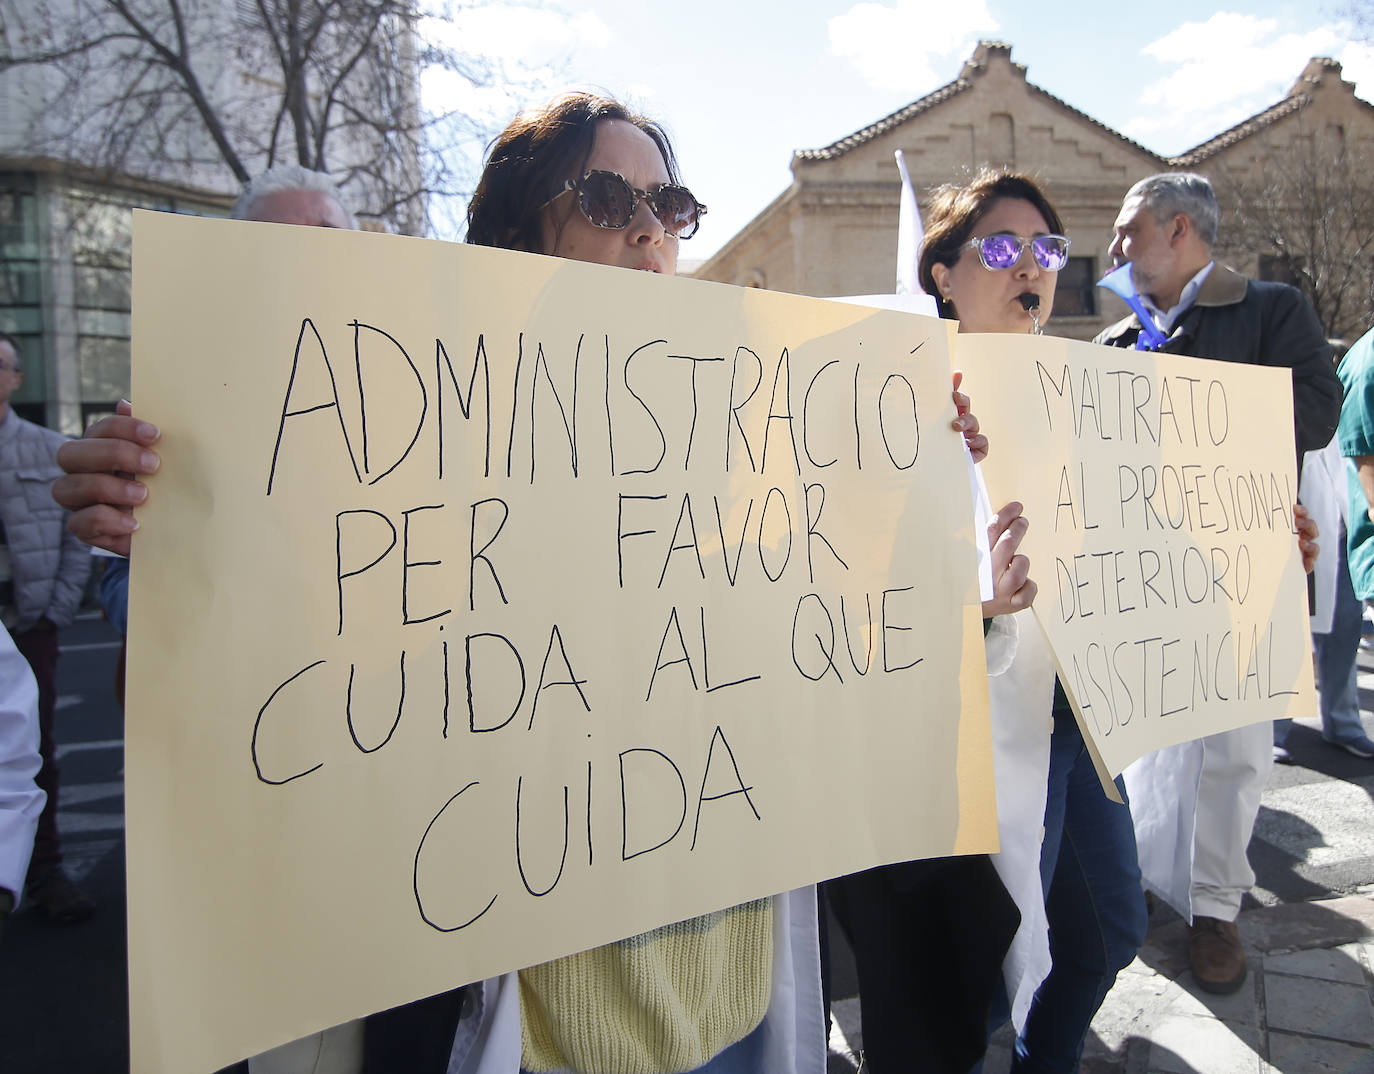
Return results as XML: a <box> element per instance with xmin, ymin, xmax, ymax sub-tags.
<box><xmin>1190</xmin><ymin>723</ymin><xmax>1273</xmax><ymax>921</ymax></box>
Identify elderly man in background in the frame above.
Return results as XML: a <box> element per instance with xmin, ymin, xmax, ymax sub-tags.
<box><xmin>56</xmin><ymin>166</ymin><xmax>464</xmax><ymax>1074</ymax></box>
<box><xmin>0</xmin><ymin>331</ymin><xmax>93</xmax><ymax>922</ymax></box>
<box><xmin>232</xmin><ymin>164</ymin><xmax>357</xmax><ymax>230</ymax></box>
<box><xmin>1096</xmin><ymin>172</ymin><xmax>1341</xmax><ymax>995</ymax></box>
<box><xmin>73</xmin><ymin>163</ymin><xmax>356</xmax><ymax>600</ymax></box>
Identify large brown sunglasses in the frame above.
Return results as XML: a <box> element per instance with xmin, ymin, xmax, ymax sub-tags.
<box><xmin>544</xmin><ymin>169</ymin><xmax>706</xmax><ymax>239</ymax></box>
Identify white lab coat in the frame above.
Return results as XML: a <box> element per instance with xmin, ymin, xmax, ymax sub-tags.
<box><xmin>0</xmin><ymin>620</ymin><xmax>43</xmax><ymax>901</ymax></box>
<box><xmin>1124</xmin><ymin>720</ymin><xmax>1272</xmax><ymax>923</ymax></box>
<box><xmin>1301</xmin><ymin>436</ymin><xmax>1349</xmax><ymax>635</ymax></box>
<box><xmin>1124</xmin><ymin>442</ymin><xmax>1330</xmax><ymax>922</ymax></box>
<box><xmin>446</xmin><ymin>887</ymin><xmax>827</xmax><ymax>1074</ymax></box>
<box><xmin>985</xmin><ymin>609</ymin><xmax>1054</xmax><ymax>1031</ymax></box>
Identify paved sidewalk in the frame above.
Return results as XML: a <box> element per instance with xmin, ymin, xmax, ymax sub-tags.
<box><xmin>830</xmin><ymin>893</ymin><xmax>1374</xmax><ymax>1072</ymax></box>
<box><xmin>1070</xmin><ymin>891</ymin><xmax>1374</xmax><ymax>1073</ymax></box>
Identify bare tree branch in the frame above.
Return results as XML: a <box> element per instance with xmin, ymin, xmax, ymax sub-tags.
<box><xmin>0</xmin><ymin>0</ymin><xmax>547</xmax><ymax>234</ymax></box>
<box><xmin>1215</xmin><ymin>115</ymin><xmax>1374</xmax><ymax>341</ymax></box>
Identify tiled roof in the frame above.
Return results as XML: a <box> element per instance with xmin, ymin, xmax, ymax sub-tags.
<box><xmin>790</xmin><ymin>48</ymin><xmax>1374</xmax><ymax>170</ymax></box>
<box><xmin>1025</xmin><ymin>83</ymin><xmax>1163</xmax><ymax>163</ymax></box>
<box><xmin>793</xmin><ymin>63</ymin><xmax>1163</xmax><ymax>165</ymax></box>
<box><xmin>793</xmin><ymin>79</ymin><xmax>973</xmax><ymax>162</ymax></box>
<box><xmin>1169</xmin><ymin>96</ymin><xmax>1308</xmax><ymax>166</ymax></box>
<box><xmin>1171</xmin><ymin>74</ymin><xmax>1374</xmax><ymax>164</ymax></box>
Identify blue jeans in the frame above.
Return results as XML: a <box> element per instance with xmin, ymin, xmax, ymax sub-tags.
<box><xmin>1276</xmin><ymin>528</ymin><xmax>1367</xmax><ymax>747</ymax></box>
<box><xmin>1011</xmin><ymin>706</ymin><xmax>1148</xmax><ymax>1074</ymax></box>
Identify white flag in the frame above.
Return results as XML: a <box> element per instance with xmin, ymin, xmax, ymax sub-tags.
<box><xmin>895</xmin><ymin>149</ymin><xmax>924</xmax><ymax>296</ymax></box>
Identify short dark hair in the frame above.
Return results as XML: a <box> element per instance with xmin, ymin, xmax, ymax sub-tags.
<box><xmin>466</xmin><ymin>91</ymin><xmax>681</xmax><ymax>254</ymax></box>
<box><xmin>919</xmin><ymin>169</ymin><xmax>1066</xmax><ymax>319</ymax></box>
<box><xmin>0</xmin><ymin>331</ymin><xmax>22</xmax><ymax>370</ymax></box>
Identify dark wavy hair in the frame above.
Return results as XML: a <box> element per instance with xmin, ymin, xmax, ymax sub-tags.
<box><xmin>465</xmin><ymin>91</ymin><xmax>681</xmax><ymax>254</ymax></box>
<box><xmin>918</xmin><ymin>169</ymin><xmax>1066</xmax><ymax>320</ymax></box>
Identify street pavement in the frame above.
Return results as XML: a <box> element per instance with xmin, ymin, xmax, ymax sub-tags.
<box><xmin>2</xmin><ymin>610</ymin><xmax>129</xmax><ymax>1073</ymax></box>
<box><xmin>827</xmin><ymin>656</ymin><xmax>1374</xmax><ymax>1073</ymax></box>
<box><xmin>3</xmin><ymin>611</ymin><xmax>1374</xmax><ymax>1072</ymax></box>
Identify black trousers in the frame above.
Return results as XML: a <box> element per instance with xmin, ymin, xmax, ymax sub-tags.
<box><xmin>15</xmin><ymin>622</ymin><xmax>61</xmax><ymax>879</ymax></box>
<box><xmin>362</xmin><ymin>986</ymin><xmax>468</xmax><ymax>1072</ymax></box>
<box><xmin>824</xmin><ymin>855</ymin><xmax>1019</xmax><ymax>1074</ymax></box>
<box><xmin>215</xmin><ymin>986</ymin><xmax>468</xmax><ymax>1074</ymax></box>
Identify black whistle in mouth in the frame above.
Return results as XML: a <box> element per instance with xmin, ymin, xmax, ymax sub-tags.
<box><xmin>1018</xmin><ymin>293</ymin><xmax>1041</xmax><ymax>312</ymax></box>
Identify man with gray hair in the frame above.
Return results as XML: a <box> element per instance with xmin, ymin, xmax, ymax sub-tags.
<box><xmin>232</xmin><ymin>164</ymin><xmax>356</xmax><ymax>229</ymax></box>
<box><xmin>1096</xmin><ymin>172</ymin><xmax>1341</xmax><ymax>995</ymax></box>
<box><xmin>59</xmin><ymin>166</ymin><xmax>468</xmax><ymax>1074</ymax></box>
<box><xmin>83</xmin><ymin>164</ymin><xmax>357</xmax><ymax>660</ymax></box>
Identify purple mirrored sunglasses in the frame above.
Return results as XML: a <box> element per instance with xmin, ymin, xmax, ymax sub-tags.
<box><xmin>964</xmin><ymin>232</ymin><xmax>1071</xmax><ymax>271</ymax></box>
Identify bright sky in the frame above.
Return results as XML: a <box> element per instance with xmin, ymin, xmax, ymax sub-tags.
<box><xmin>433</xmin><ymin>0</ymin><xmax>1374</xmax><ymax>258</ymax></box>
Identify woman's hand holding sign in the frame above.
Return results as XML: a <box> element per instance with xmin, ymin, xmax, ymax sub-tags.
<box><xmin>982</xmin><ymin>500</ymin><xmax>1036</xmax><ymax>617</ymax></box>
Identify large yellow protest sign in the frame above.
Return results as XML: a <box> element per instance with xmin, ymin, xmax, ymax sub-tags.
<box><xmin>958</xmin><ymin>333</ymin><xmax>1316</xmax><ymax>782</ymax></box>
<box><xmin>125</xmin><ymin>212</ymin><xmax>995</xmax><ymax>1073</ymax></box>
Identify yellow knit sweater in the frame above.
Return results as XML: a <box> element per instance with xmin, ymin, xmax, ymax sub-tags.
<box><xmin>518</xmin><ymin>898</ymin><xmax>774</xmax><ymax>1073</ymax></box>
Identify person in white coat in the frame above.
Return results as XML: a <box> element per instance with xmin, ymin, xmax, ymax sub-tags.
<box><xmin>0</xmin><ymin>618</ymin><xmax>44</xmax><ymax>941</ymax></box>
<box><xmin>1104</xmin><ymin>174</ymin><xmax>1337</xmax><ymax>996</ymax></box>
<box><xmin>920</xmin><ymin>169</ymin><xmax>1149</xmax><ymax>1074</ymax></box>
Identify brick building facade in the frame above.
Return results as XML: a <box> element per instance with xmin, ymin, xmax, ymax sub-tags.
<box><xmin>695</xmin><ymin>42</ymin><xmax>1374</xmax><ymax>343</ymax></box>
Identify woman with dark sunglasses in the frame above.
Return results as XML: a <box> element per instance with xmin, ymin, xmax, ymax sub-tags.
<box><xmin>51</xmin><ymin>89</ymin><xmax>995</xmax><ymax>1074</ymax></box>
<box><xmin>456</xmin><ymin>92</ymin><xmax>822</xmax><ymax>1074</ymax></box>
<box><xmin>53</xmin><ymin>90</ymin><xmax>808</xmax><ymax>1074</ymax></box>
<box><xmin>466</xmin><ymin>95</ymin><xmax>705</xmax><ymax>267</ymax></box>
<box><xmin>461</xmin><ymin>91</ymin><xmax>979</xmax><ymax>1074</ymax></box>
<box><xmin>921</xmin><ymin>169</ymin><xmax>1149</xmax><ymax>1074</ymax></box>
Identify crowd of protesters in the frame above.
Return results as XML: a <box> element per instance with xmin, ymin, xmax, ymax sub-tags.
<box><xmin>1</xmin><ymin>87</ymin><xmax>1368</xmax><ymax>1074</ymax></box>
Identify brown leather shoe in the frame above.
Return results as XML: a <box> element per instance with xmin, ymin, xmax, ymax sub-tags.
<box><xmin>1189</xmin><ymin>915</ymin><xmax>1247</xmax><ymax>993</ymax></box>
